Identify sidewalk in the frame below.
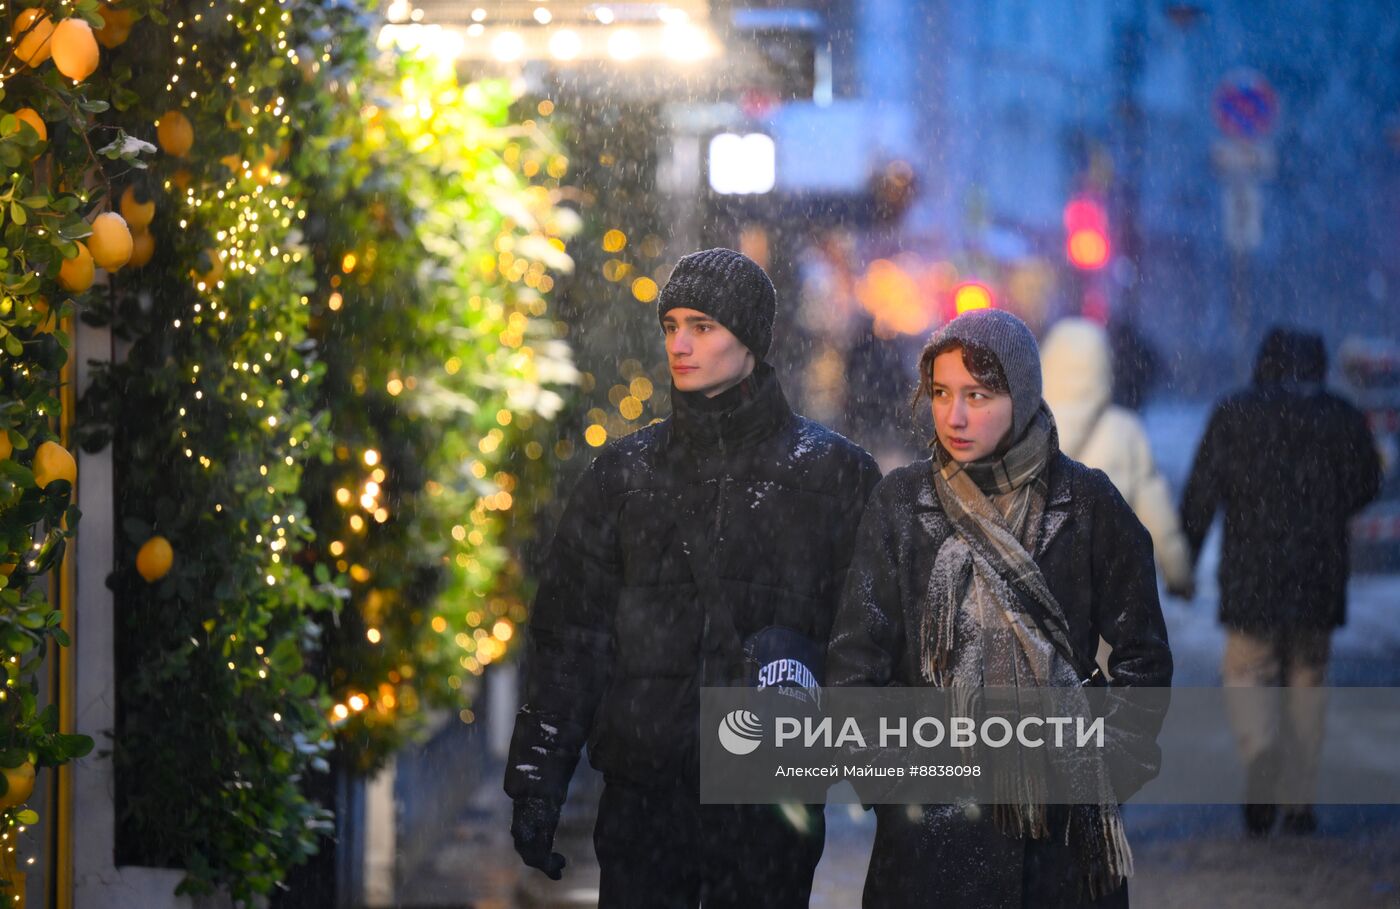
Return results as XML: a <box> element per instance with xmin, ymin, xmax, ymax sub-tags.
<box><xmin>396</xmin><ymin>401</ymin><xmax>1400</xmax><ymax>907</ymax></box>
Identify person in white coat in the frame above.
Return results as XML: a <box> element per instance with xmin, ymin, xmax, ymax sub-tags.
<box><xmin>1041</xmin><ymin>318</ymin><xmax>1193</xmax><ymax>673</ymax></box>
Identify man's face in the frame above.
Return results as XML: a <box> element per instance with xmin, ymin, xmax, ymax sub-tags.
<box><xmin>930</xmin><ymin>349</ymin><xmax>1014</xmax><ymax>463</ymax></box>
<box><xmin>663</xmin><ymin>307</ymin><xmax>756</xmax><ymax>397</ymax></box>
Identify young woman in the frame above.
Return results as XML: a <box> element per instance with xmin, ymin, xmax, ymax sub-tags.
<box><xmin>827</xmin><ymin>309</ymin><xmax>1173</xmax><ymax>909</ymax></box>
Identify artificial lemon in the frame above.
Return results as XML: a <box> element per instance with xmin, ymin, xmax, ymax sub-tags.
<box><xmin>192</xmin><ymin>249</ymin><xmax>225</xmax><ymax>286</ymax></box>
<box><xmin>89</xmin><ymin>212</ymin><xmax>133</xmax><ymax>270</ymax></box>
<box><xmin>32</xmin><ymin>440</ymin><xmax>76</xmax><ymax>490</ymax></box>
<box><xmin>156</xmin><ymin>110</ymin><xmax>193</xmax><ymax>157</ymax></box>
<box><xmin>0</xmin><ymin>762</ymin><xmax>36</xmax><ymax>810</ymax></box>
<box><xmin>50</xmin><ymin>18</ymin><xmax>99</xmax><ymax>82</ymax></box>
<box><xmin>57</xmin><ymin>241</ymin><xmax>94</xmax><ymax>292</ymax></box>
<box><xmin>128</xmin><ymin>229</ymin><xmax>154</xmax><ymax>268</ymax></box>
<box><xmin>31</xmin><ymin>296</ymin><xmax>54</xmax><ymax>333</ymax></box>
<box><xmin>12</xmin><ymin>9</ymin><xmax>54</xmax><ymax>66</ymax></box>
<box><xmin>95</xmin><ymin>4</ymin><xmax>133</xmax><ymax>48</ymax></box>
<box><xmin>119</xmin><ymin>185</ymin><xmax>154</xmax><ymax>229</ymax></box>
<box><xmin>136</xmin><ymin>535</ymin><xmax>173</xmax><ymax>582</ymax></box>
<box><xmin>14</xmin><ymin>107</ymin><xmax>47</xmax><ymax>144</ymax></box>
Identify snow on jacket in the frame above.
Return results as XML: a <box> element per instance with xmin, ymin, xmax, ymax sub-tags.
<box><xmin>505</xmin><ymin>363</ymin><xmax>882</xmax><ymax>805</ymax></box>
<box><xmin>1041</xmin><ymin>318</ymin><xmax>1193</xmax><ymax>593</ymax></box>
<box><xmin>826</xmin><ymin>454</ymin><xmax>1172</xmax><ymax>909</ymax></box>
<box><xmin>1181</xmin><ymin>330</ymin><xmax>1381</xmax><ymax>632</ymax></box>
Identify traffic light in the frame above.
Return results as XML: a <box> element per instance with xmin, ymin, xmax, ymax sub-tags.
<box><xmin>1064</xmin><ymin>196</ymin><xmax>1110</xmax><ymax>270</ymax></box>
<box><xmin>952</xmin><ymin>281</ymin><xmax>994</xmax><ymax>314</ymax></box>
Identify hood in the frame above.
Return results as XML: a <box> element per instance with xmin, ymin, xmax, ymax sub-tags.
<box><xmin>1254</xmin><ymin>327</ymin><xmax>1326</xmax><ymax>386</ymax></box>
<box><xmin>1040</xmin><ymin>318</ymin><xmax>1113</xmax><ymax>457</ymax></box>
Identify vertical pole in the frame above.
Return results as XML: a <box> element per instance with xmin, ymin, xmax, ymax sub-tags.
<box><xmin>1114</xmin><ymin>2</ymin><xmax>1147</xmax><ymax>321</ymax></box>
<box><xmin>54</xmin><ymin>304</ymin><xmax>78</xmax><ymax>909</ymax></box>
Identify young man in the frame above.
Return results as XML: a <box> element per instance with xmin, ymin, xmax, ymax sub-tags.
<box><xmin>505</xmin><ymin>248</ymin><xmax>882</xmax><ymax>907</ymax></box>
<box><xmin>1181</xmin><ymin>327</ymin><xmax>1381</xmax><ymax>836</ymax></box>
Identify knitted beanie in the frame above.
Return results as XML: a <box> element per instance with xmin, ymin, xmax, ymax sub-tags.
<box><xmin>657</xmin><ymin>248</ymin><xmax>776</xmax><ymax>360</ymax></box>
<box><xmin>928</xmin><ymin>308</ymin><xmax>1043</xmax><ymax>439</ymax></box>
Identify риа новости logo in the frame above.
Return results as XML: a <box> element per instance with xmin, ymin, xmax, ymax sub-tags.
<box><xmin>717</xmin><ymin>709</ymin><xmax>763</xmax><ymax>755</ymax></box>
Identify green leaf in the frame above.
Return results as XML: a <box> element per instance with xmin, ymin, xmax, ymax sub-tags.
<box><xmin>15</xmin><ymin>809</ymin><xmax>38</xmax><ymax>825</ymax></box>
<box><xmin>10</xmin><ymin>202</ymin><xmax>26</xmax><ymax>226</ymax></box>
<box><xmin>8</xmin><ymin>429</ymin><xmax>29</xmax><ymax>450</ymax></box>
<box><xmin>77</xmin><ymin>99</ymin><xmax>110</xmax><ymax>114</ymax></box>
<box><xmin>4</xmin><ymin>333</ymin><xmax>22</xmax><ymax>357</ymax></box>
<box><xmin>51</xmin><ymin>627</ymin><xmax>70</xmax><ymax>647</ymax></box>
<box><xmin>50</xmin><ymin>733</ymin><xmax>93</xmax><ymax>759</ymax></box>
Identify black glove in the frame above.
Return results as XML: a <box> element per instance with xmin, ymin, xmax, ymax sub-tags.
<box><xmin>511</xmin><ymin>796</ymin><xmax>566</xmax><ymax>880</ymax></box>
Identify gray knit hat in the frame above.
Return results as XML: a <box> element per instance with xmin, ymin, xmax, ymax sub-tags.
<box><xmin>927</xmin><ymin>309</ymin><xmax>1043</xmax><ymax>439</ymax></box>
<box><xmin>657</xmin><ymin>248</ymin><xmax>776</xmax><ymax>360</ymax></box>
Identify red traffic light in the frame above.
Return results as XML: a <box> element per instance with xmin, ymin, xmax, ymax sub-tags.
<box><xmin>1064</xmin><ymin>196</ymin><xmax>1110</xmax><ymax>270</ymax></box>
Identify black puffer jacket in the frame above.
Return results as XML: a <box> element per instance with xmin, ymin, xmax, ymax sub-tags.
<box><xmin>1181</xmin><ymin>330</ymin><xmax>1381</xmax><ymax>633</ymax></box>
<box><xmin>506</xmin><ymin>365</ymin><xmax>881</xmax><ymax>803</ymax></box>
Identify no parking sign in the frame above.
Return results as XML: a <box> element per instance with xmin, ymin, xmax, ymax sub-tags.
<box><xmin>1212</xmin><ymin>68</ymin><xmax>1279</xmax><ymax>140</ymax></box>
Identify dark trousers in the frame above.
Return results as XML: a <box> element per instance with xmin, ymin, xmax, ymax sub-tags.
<box><xmin>593</xmin><ymin>782</ymin><xmax>825</xmax><ymax>909</ymax></box>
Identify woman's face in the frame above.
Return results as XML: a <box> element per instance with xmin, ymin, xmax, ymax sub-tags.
<box><xmin>930</xmin><ymin>349</ymin><xmax>1014</xmax><ymax>462</ymax></box>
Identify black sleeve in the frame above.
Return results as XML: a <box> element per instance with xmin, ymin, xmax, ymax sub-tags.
<box><xmin>1180</xmin><ymin>404</ymin><xmax>1228</xmax><ymax>562</ymax></box>
<box><xmin>825</xmin><ymin>453</ymin><xmax>885</xmax><ymax>620</ymax></box>
<box><xmin>1342</xmin><ymin>403</ymin><xmax>1382</xmax><ymax>515</ymax></box>
<box><xmin>504</xmin><ymin>455</ymin><xmax>620</xmax><ymax>805</ymax></box>
<box><xmin>1089</xmin><ymin>472</ymin><xmax>1174</xmax><ymax>801</ymax></box>
<box><xmin>827</xmin><ymin>474</ymin><xmax>906</xmax><ymax>690</ymax></box>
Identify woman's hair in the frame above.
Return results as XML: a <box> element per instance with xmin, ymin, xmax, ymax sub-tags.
<box><xmin>912</xmin><ymin>337</ymin><xmax>1010</xmax><ymax>409</ymax></box>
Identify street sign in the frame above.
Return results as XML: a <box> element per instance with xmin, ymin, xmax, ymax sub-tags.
<box><xmin>1212</xmin><ymin>68</ymin><xmax>1278</xmax><ymax>140</ymax></box>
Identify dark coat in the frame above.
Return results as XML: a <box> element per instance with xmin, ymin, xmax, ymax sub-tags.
<box><xmin>505</xmin><ymin>365</ymin><xmax>881</xmax><ymax>804</ymax></box>
<box><xmin>1181</xmin><ymin>331</ymin><xmax>1381</xmax><ymax>633</ymax></box>
<box><xmin>826</xmin><ymin>453</ymin><xmax>1173</xmax><ymax>909</ymax></box>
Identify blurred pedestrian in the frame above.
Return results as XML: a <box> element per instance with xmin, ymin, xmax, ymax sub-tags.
<box><xmin>1041</xmin><ymin>317</ymin><xmax>1194</xmax><ymax>675</ymax></box>
<box><xmin>1105</xmin><ymin>314</ymin><xmax>1161</xmax><ymax>411</ymax></box>
<box><xmin>1181</xmin><ymin>327</ymin><xmax>1381</xmax><ymax>837</ymax></box>
<box><xmin>504</xmin><ymin>249</ymin><xmax>881</xmax><ymax>907</ymax></box>
<box><xmin>829</xmin><ymin>309</ymin><xmax>1173</xmax><ymax>908</ymax></box>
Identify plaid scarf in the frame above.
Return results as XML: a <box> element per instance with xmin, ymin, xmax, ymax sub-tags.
<box><xmin>922</xmin><ymin>404</ymin><xmax>1132</xmax><ymax>898</ymax></box>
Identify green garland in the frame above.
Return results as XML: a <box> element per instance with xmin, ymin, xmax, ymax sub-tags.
<box><xmin>75</xmin><ymin>0</ymin><xmax>352</xmax><ymax>900</ymax></box>
<box><xmin>0</xmin><ymin>0</ymin><xmax>164</xmax><ymax>889</ymax></box>
<box><xmin>293</xmin><ymin>44</ymin><xmax>577</xmax><ymax>771</ymax></box>
<box><xmin>70</xmin><ymin>0</ymin><xmax>577</xmax><ymax>902</ymax></box>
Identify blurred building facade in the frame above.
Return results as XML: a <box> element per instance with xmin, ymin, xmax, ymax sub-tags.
<box><xmin>832</xmin><ymin>0</ymin><xmax>1400</xmax><ymax>394</ymax></box>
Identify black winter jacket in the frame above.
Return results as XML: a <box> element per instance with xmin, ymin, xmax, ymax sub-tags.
<box><xmin>827</xmin><ymin>453</ymin><xmax>1172</xmax><ymax>909</ymax></box>
<box><xmin>505</xmin><ymin>365</ymin><xmax>881</xmax><ymax>804</ymax></box>
<box><xmin>1181</xmin><ymin>336</ymin><xmax>1381</xmax><ymax>633</ymax></box>
<box><xmin>828</xmin><ymin>453</ymin><xmax>1174</xmax><ymax>783</ymax></box>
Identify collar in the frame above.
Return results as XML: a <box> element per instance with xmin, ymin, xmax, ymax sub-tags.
<box><xmin>668</xmin><ymin>362</ymin><xmax>793</xmax><ymax>454</ymax></box>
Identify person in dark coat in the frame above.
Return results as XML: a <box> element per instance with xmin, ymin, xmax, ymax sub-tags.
<box><xmin>827</xmin><ymin>309</ymin><xmax>1173</xmax><ymax>909</ymax></box>
<box><xmin>505</xmin><ymin>248</ymin><xmax>882</xmax><ymax>908</ymax></box>
<box><xmin>1181</xmin><ymin>326</ymin><xmax>1381</xmax><ymax>836</ymax></box>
